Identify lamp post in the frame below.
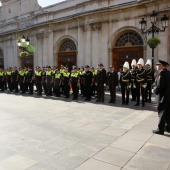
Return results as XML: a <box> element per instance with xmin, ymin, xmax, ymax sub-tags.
<box><xmin>139</xmin><ymin>11</ymin><xmax>169</xmax><ymax>69</ymax></box>
<box><xmin>17</xmin><ymin>35</ymin><xmax>30</xmax><ymax>51</ymax></box>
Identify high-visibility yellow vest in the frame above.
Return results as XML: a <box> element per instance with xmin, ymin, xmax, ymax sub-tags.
<box><xmin>63</xmin><ymin>72</ymin><xmax>70</xmax><ymax>77</ymax></box>
<box><xmin>71</xmin><ymin>72</ymin><xmax>79</xmax><ymax>78</ymax></box>
<box><xmin>35</xmin><ymin>71</ymin><xmax>42</xmax><ymax>76</ymax></box>
<box><xmin>0</xmin><ymin>72</ymin><xmax>4</xmax><ymax>76</ymax></box>
<box><xmin>19</xmin><ymin>71</ymin><xmax>25</xmax><ymax>76</ymax></box>
<box><xmin>55</xmin><ymin>73</ymin><xmax>61</xmax><ymax>79</ymax></box>
<box><xmin>46</xmin><ymin>71</ymin><xmax>52</xmax><ymax>76</ymax></box>
<box><xmin>6</xmin><ymin>71</ymin><xmax>12</xmax><ymax>76</ymax></box>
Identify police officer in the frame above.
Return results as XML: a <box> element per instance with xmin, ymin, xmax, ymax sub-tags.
<box><xmin>90</xmin><ymin>67</ymin><xmax>96</xmax><ymax>96</ymax></box>
<box><xmin>84</xmin><ymin>65</ymin><xmax>93</xmax><ymax>101</ymax></box>
<box><xmin>152</xmin><ymin>60</ymin><xmax>170</xmax><ymax>135</ymax></box>
<box><xmin>6</xmin><ymin>67</ymin><xmax>13</xmax><ymax>92</ymax></box>
<box><xmin>19</xmin><ymin>68</ymin><xmax>26</xmax><ymax>93</ymax></box>
<box><xmin>96</xmin><ymin>63</ymin><xmax>107</xmax><ymax>102</ymax></box>
<box><xmin>79</xmin><ymin>66</ymin><xmax>85</xmax><ymax>97</ymax></box>
<box><xmin>60</xmin><ymin>64</ymin><xmax>65</xmax><ymax>94</ymax></box>
<box><xmin>42</xmin><ymin>66</ymin><xmax>47</xmax><ymax>95</ymax></box>
<box><xmin>145</xmin><ymin>59</ymin><xmax>154</xmax><ymax>103</ymax></box>
<box><xmin>13</xmin><ymin>67</ymin><xmax>19</xmax><ymax>93</ymax></box>
<box><xmin>70</xmin><ymin>66</ymin><xmax>80</xmax><ymax>100</ymax></box>
<box><xmin>27</xmin><ymin>67</ymin><xmax>34</xmax><ymax>94</ymax></box>
<box><xmin>46</xmin><ymin>66</ymin><xmax>54</xmax><ymax>96</ymax></box>
<box><xmin>120</xmin><ymin>62</ymin><xmax>131</xmax><ymax>105</ymax></box>
<box><xmin>130</xmin><ymin>59</ymin><xmax>137</xmax><ymax>101</ymax></box>
<box><xmin>63</xmin><ymin>67</ymin><xmax>70</xmax><ymax>98</ymax></box>
<box><xmin>0</xmin><ymin>68</ymin><xmax>5</xmax><ymax>91</ymax></box>
<box><xmin>107</xmin><ymin>65</ymin><xmax>118</xmax><ymax>103</ymax></box>
<box><xmin>35</xmin><ymin>67</ymin><xmax>43</xmax><ymax>95</ymax></box>
<box><xmin>54</xmin><ymin>68</ymin><xmax>62</xmax><ymax>97</ymax></box>
<box><xmin>135</xmin><ymin>58</ymin><xmax>146</xmax><ymax>107</ymax></box>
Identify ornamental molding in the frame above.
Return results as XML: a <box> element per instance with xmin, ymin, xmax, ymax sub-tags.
<box><xmin>82</xmin><ymin>23</ymin><xmax>102</xmax><ymax>32</ymax></box>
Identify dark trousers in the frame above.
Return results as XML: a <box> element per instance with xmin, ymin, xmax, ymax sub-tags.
<box><xmin>42</xmin><ymin>82</ymin><xmax>47</xmax><ymax>94</ymax></box>
<box><xmin>72</xmin><ymin>83</ymin><xmax>79</xmax><ymax>99</ymax></box>
<box><xmin>28</xmin><ymin>81</ymin><xmax>34</xmax><ymax>94</ymax></box>
<box><xmin>7</xmin><ymin>80</ymin><xmax>13</xmax><ymax>92</ymax></box>
<box><xmin>80</xmin><ymin>83</ymin><xmax>85</xmax><ymax>96</ymax></box>
<box><xmin>64</xmin><ymin>84</ymin><xmax>70</xmax><ymax>97</ymax></box>
<box><xmin>85</xmin><ymin>84</ymin><xmax>92</xmax><ymax>100</ymax></box>
<box><xmin>109</xmin><ymin>85</ymin><xmax>116</xmax><ymax>102</ymax></box>
<box><xmin>145</xmin><ymin>81</ymin><xmax>152</xmax><ymax>102</ymax></box>
<box><xmin>19</xmin><ymin>81</ymin><xmax>25</xmax><ymax>93</ymax></box>
<box><xmin>121</xmin><ymin>85</ymin><xmax>129</xmax><ymax>104</ymax></box>
<box><xmin>37</xmin><ymin>81</ymin><xmax>42</xmax><ymax>95</ymax></box>
<box><xmin>14</xmin><ymin>81</ymin><xmax>18</xmax><ymax>92</ymax></box>
<box><xmin>136</xmin><ymin>83</ymin><xmax>145</xmax><ymax>105</ymax></box>
<box><xmin>131</xmin><ymin>82</ymin><xmax>136</xmax><ymax>100</ymax></box>
<box><xmin>97</xmin><ymin>84</ymin><xmax>104</xmax><ymax>100</ymax></box>
<box><xmin>46</xmin><ymin>82</ymin><xmax>52</xmax><ymax>95</ymax></box>
<box><xmin>157</xmin><ymin>102</ymin><xmax>170</xmax><ymax>132</ymax></box>
<box><xmin>0</xmin><ymin>80</ymin><xmax>4</xmax><ymax>91</ymax></box>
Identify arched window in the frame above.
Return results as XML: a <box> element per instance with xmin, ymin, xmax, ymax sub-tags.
<box><xmin>0</xmin><ymin>49</ymin><xmax>4</xmax><ymax>68</ymax></box>
<box><xmin>60</xmin><ymin>40</ymin><xmax>77</xmax><ymax>52</ymax></box>
<box><xmin>115</xmin><ymin>31</ymin><xmax>143</xmax><ymax>47</ymax></box>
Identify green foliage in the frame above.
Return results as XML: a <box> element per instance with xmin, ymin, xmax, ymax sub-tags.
<box><xmin>20</xmin><ymin>51</ymin><xmax>28</xmax><ymax>57</ymax></box>
<box><xmin>26</xmin><ymin>44</ymin><xmax>35</xmax><ymax>54</ymax></box>
<box><xmin>147</xmin><ymin>37</ymin><xmax>161</xmax><ymax>48</ymax></box>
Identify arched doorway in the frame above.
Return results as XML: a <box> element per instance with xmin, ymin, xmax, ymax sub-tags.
<box><xmin>112</xmin><ymin>31</ymin><xmax>144</xmax><ymax>71</ymax></box>
<box><xmin>0</xmin><ymin>49</ymin><xmax>4</xmax><ymax>68</ymax></box>
<box><xmin>58</xmin><ymin>39</ymin><xmax>77</xmax><ymax>70</ymax></box>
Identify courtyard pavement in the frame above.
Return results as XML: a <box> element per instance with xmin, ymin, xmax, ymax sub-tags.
<box><xmin>0</xmin><ymin>91</ymin><xmax>170</xmax><ymax>170</ymax></box>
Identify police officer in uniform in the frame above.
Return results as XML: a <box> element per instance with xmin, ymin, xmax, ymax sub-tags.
<box><xmin>6</xmin><ymin>67</ymin><xmax>13</xmax><ymax>92</ymax></box>
<box><xmin>145</xmin><ymin>59</ymin><xmax>154</xmax><ymax>103</ymax></box>
<box><xmin>135</xmin><ymin>58</ymin><xmax>146</xmax><ymax>107</ymax></box>
<box><xmin>79</xmin><ymin>66</ymin><xmax>85</xmax><ymax>96</ymax></box>
<box><xmin>27</xmin><ymin>67</ymin><xmax>34</xmax><ymax>94</ymax></box>
<box><xmin>84</xmin><ymin>65</ymin><xmax>93</xmax><ymax>101</ymax></box>
<box><xmin>63</xmin><ymin>67</ymin><xmax>70</xmax><ymax>98</ymax></box>
<box><xmin>107</xmin><ymin>65</ymin><xmax>118</xmax><ymax>103</ymax></box>
<box><xmin>46</xmin><ymin>66</ymin><xmax>54</xmax><ymax>96</ymax></box>
<box><xmin>152</xmin><ymin>60</ymin><xmax>170</xmax><ymax>135</ymax></box>
<box><xmin>54</xmin><ymin>68</ymin><xmax>62</xmax><ymax>97</ymax></box>
<box><xmin>120</xmin><ymin>62</ymin><xmax>131</xmax><ymax>105</ymax></box>
<box><xmin>19</xmin><ymin>68</ymin><xmax>26</xmax><ymax>93</ymax></box>
<box><xmin>42</xmin><ymin>66</ymin><xmax>47</xmax><ymax>95</ymax></box>
<box><xmin>130</xmin><ymin>59</ymin><xmax>137</xmax><ymax>101</ymax></box>
<box><xmin>13</xmin><ymin>66</ymin><xmax>19</xmax><ymax>93</ymax></box>
<box><xmin>0</xmin><ymin>68</ymin><xmax>5</xmax><ymax>91</ymax></box>
<box><xmin>35</xmin><ymin>67</ymin><xmax>43</xmax><ymax>95</ymax></box>
<box><xmin>96</xmin><ymin>63</ymin><xmax>107</xmax><ymax>102</ymax></box>
<box><xmin>70</xmin><ymin>66</ymin><xmax>80</xmax><ymax>100</ymax></box>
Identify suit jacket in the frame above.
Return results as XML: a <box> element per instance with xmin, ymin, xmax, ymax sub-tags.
<box><xmin>153</xmin><ymin>68</ymin><xmax>170</xmax><ymax>104</ymax></box>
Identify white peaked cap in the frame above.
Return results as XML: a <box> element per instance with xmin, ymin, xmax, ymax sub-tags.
<box><xmin>137</xmin><ymin>58</ymin><xmax>144</xmax><ymax>66</ymax></box>
<box><xmin>145</xmin><ymin>59</ymin><xmax>152</xmax><ymax>66</ymax></box>
<box><xmin>131</xmin><ymin>59</ymin><xmax>137</xmax><ymax>66</ymax></box>
<box><xmin>123</xmin><ymin>61</ymin><xmax>129</xmax><ymax>69</ymax></box>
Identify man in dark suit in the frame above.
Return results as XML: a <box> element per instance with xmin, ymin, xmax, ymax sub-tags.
<box><xmin>96</xmin><ymin>63</ymin><xmax>107</xmax><ymax>102</ymax></box>
<box><xmin>152</xmin><ymin>60</ymin><xmax>170</xmax><ymax>135</ymax></box>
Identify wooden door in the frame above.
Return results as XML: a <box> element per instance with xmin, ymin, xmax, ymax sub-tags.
<box><xmin>112</xmin><ymin>47</ymin><xmax>143</xmax><ymax>72</ymax></box>
<box><xmin>58</xmin><ymin>52</ymin><xmax>77</xmax><ymax>70</ymax></box>
<box><xmin>20</xmin><ymin>55</ymin><xmax>34</xmax><ymax>68</ymax></box>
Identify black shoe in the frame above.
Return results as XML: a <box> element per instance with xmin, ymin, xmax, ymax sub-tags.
<box><xmin>96</xmin><ymin>99</ymin><xmax>101</xmax><ymax>102</ymax></box>
<box><xmin>152</xmin><ymin>130</ymin><xmax>164</xmax><ymax>135</ymax></box>
<box><xmin>108</xmin><ymin>100</ymin><xmax>113</xmax><ymax>103</ymax></box>
<box><xmin>142</xmin><ymin>103</ymin><xmax>145</xmax><ymax>107</ymax></box>
<box><xmin>125</xmin><ymin>102</ymin><xmax>129</xmax><ymax>105</ymax></box>
<box><xmin>122</xmin><ymin>102</ymin><xmax>125</xmax><ymax>105</ymax></box>
<box><xmin>134</xmin><ymin>103</ymin><xmax>139</xmax><ymax>106</ymax></box>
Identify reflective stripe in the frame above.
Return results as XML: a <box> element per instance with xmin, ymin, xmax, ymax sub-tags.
<box><xmin>46</xmin><ymin>71</ymin><xmax>52</xmax><ymax>76</ymax></box>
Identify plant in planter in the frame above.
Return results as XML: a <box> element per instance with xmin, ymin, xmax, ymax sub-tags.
<box><xmin>20</xmin><ymin>51</ymin><xmax>28</xmax><ymax>57</ymax></box>
<box><xmin>147</xmin><ymin>37</ymin><xmax>161</xmax><ymax>48</ymax></box>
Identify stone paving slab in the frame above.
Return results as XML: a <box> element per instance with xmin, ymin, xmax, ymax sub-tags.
<box><xmin>0</xmin><ymin>93</ymin><xmax>170</xmax><ymax>170</ymax></box>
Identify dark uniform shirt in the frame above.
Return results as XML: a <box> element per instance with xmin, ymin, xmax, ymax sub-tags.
<box><xmin>84</xmin><ymin>71</ymin><xmax>93</xmax><ymax>85</ymax></box>
<box><xmin>97</xmin><ymin>68</ymin><xmax>106</xmax><ymax>85</ymax></box>
<box><xmin>135</xmin><ymin>68</ymin><xmax>146</xmax><ymax>85</ymax></box>
<box><xmin>107</xmin><ymin>71</ymin><xmax>118</xmax><ymax>86</ymax></box>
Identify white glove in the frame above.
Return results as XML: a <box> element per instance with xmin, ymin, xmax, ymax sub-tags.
<box><xmin>104</xmin><ymin>83</ymin><xmax>106</xmax><ymax>86</ymax></box>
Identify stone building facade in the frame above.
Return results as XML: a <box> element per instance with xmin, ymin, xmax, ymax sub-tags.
<box><xmin>0</xmin><ymin>0</ymin><xmax>170</xmax><ymax>71</ymax></box>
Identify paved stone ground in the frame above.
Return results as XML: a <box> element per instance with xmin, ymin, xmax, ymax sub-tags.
<box><xmin>0</xmin><ymin>91</ymin><xmax>170</xmax><ymax>170</ymax></box>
